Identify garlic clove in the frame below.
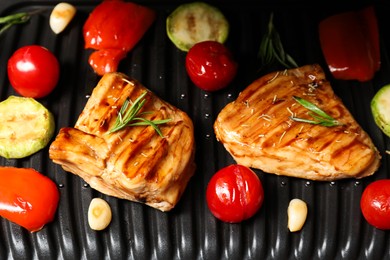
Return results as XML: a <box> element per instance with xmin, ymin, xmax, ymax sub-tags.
<box><xmin>287</xmin><ymin>198</ymin><xmax>308</xmax><ymax>232</ymax></box>
<box><xmin>49</xmin><ymin>2</ymin><xmax>76</xmax><ymax>34</ymax></box>
<box><xmin>88</xmin><ymin>198</ymin><xmax>112</xmax><ymax>231</ymax></box>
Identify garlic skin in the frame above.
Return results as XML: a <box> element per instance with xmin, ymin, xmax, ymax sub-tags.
<box><xmin>88</xmin><ymin>198</ymin><xmax>112</xmax><ymax>231</ymax></box>
<box><xmin>287</xmin><ymin>198</ymin><xmax>308</xmax><ymax>232</ymax></box>
<box><xmin>49</xmin><ymin>3</ymin><xmax>76</xmax><ymax>34</ymax></box>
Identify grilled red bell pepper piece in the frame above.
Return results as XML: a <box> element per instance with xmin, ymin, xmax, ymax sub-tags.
<box><xmin>83</xmin><ymin>0</ymin><xmax>156</xmax><ymax>76</ymax></box>
<box><xmin>319</xmin><ymin>6</ymin><xmax>380</xmax><ymax>82</ymax></box>
<box><xmin>0</xmin><ymin>167</ymin><xmax>59</xmax><ymax>232</ymax></box>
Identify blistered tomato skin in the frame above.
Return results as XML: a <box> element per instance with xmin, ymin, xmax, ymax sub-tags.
<box><xmin>185</xmin><ymin>41</ymin><xmax>237</xmax><ymax>92</ymax></box>
<box><xmin>7</xmin><ymin>45</ymin><xmax>60</xmax><ymax>98</ymax></box>
<box><xmin>361</xmin><ymin>179</ymin><xmax>390</xmax><ymax>230</ymax></box>
<box><xmin>0</xmin><ymin>167</ymin><xmax>59</xmax><ymax>232</ymax></box>
<box><xmin>206</xmin><ymin>164</ymin><xmax>264</xmax><ymax>223</ymax></box>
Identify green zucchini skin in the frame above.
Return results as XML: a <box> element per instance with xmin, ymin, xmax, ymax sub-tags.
<box><xmin>0</xmin><ymin>96</ymin><xmax>55</xmax><ymax>159</ymax></box>
<box><xmin>166</xmin><ymin>2</ymin><xmax>229</xmax><ymax>52</ymax></box>
<box><xmin>371</xmin><ymin>84</ymin><xmax>390</xmax><ymax>137</ymax></box>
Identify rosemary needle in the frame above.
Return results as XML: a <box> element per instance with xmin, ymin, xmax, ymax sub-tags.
<box><xmin>108</xmin><ymin>91</ymin><xmax>171</xmax><ymax>137</ymax></box>
<box><xmin>258</xmin><ymin>13</ymin><xmax>298</xmax><ymax>70</ymax></box>
<box><xmin>0</xmin><ymin>9</ymin><xmax>47</xmax><ymax>37</ymax></box>
<box><xmin>290</xmin><ymin>96</ymin><xmax>343</xmax><ymax>127</ymax></box>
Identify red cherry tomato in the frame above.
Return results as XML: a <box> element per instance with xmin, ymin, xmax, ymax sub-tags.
<box><xmin>0</xmin><ymin>167</ymin><xmax>60</xmax><ymax>232</ymax></box>
<box><xmin>360</xmin><ymin>179</ymin><xmax>390</xmax><ymax>230</ymax></box>
<box><xmin>7</xmin><ymin>45</ymin><xmax>60</xmax><ymax>98</ymax></box>
<box><xmin>206</xmin><ymin>164</ymin><xmax>264</xmax><ymax>223</ymax></box>
<box><xmin>185</xmin><ymin>41</ymin><xmax>238</xmax><ymax>92</ymax></box>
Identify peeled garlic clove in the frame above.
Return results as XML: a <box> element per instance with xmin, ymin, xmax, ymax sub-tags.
<box><xmin>88</xmin><ymin>198</ymin><xmax>112</xmax><ymax>231</ymax></box>
<box><xmin>49</xmin><ymin>2</ymin><xmax>76</xmax><ymax>34</ymax></box>
<box><xmin>287</xmin><ymin>198</ymin><xmax>308</xmax><ymax>232</ymax></box>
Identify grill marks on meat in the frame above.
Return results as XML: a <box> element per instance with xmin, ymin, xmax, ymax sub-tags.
<box><xmin>214</xmin><ymin>64</ymin><xmax>380</xmax><ymax>181</ymax></box>
<box><xmin>49</xmin><ymin>73</ymin><xmax>195</xmax><ymax>211</ymax></box>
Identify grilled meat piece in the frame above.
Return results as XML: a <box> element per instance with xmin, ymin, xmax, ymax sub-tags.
<box><xmin>214</xmin><ymin>64</ymin><xmax>380</xmax><ymax>181</ymax></box>
<box><xmin>49</xmin><ymin>72</ymin><xmax>195</xmax><ymax>211</ymax></box>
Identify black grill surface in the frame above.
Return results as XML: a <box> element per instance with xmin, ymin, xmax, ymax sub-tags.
<box><xmin>0</xmin><ymin>0</ymin><xmax>390</xmax><ymax>259</ymax></box>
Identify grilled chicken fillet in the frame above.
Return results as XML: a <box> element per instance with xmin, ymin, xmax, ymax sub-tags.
<box><xmin>49</xmin><ymin>72</ymin><xmax>195</xmax><ymax>211</ymax></box>
<box><xmin>214</xmin><ymin>64</ymin><xmax>380</xmax><ymax>181</ymax></box>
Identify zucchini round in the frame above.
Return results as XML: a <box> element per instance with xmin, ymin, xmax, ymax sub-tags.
<box><xmin>0</xmin><ymin>96</ymin><xmax>55</xmax><ymax>159</ymax></box>
<box><xmin>166</xmin><ymin>2</ymin><xmax>229</xmax><ymax>52</ymax></box>
<box><xmin>371</xmin><ymin>84</ymin><xmax>390</xmax><ymax>137</ymax></box>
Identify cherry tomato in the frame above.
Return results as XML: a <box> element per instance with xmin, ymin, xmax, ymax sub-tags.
<box><xmin>0</xmin><ymin>167</ymin><xmax>59</xmax><ymax>232</ymax></box>
<box><xmin>7</xmin><ymin>45</ymin><xmax>60</xmax><ymax>98</ymax></box>
<box><xmin>185</xmin><ymin>41</ymin><xmax>238</xmax><ymax>92</ymax></box>
<box><xmin>206</xmin><ymin>164</ymin><xmax>264</xmax><ymax>223</ymax></box>
<box><xmin>360</xmin><ymin>179</ymin><xmax>390</xmax><ymax>230</ymax></box>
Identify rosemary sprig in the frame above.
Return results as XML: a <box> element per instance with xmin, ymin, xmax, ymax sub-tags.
<box><xmin>290</xmin><ymin>96</ymin><xmax>343</xmax><ymax>127</ymax></box>
<box><xmin>258</xmin><ymin>13</ymin><xmax>298</xmax><ymax>70</ymax></box>
<box><xmin>0</xmin><ymin>9</ymin><xmax>46</xmax><ymax>37</ymax></box>
<box><xmin>108</xmin><ymin>91</ymin><xmax>171</xmax><ymax>137</ymax></box>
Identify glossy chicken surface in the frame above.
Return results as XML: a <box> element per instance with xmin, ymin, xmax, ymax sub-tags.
<box><xmin>214</xmin><ymin>64</ymin><xmax>380</xmax><ymax>181</ymax></box>
<box><xmin>49</xmin><ymin>73</ymin><xmax>195</xmax><ymax>211</ymax></box>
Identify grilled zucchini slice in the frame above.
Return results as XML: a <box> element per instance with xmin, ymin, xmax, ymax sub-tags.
<box><xmin>371</xmin><ymin>84</ymin><xmax>390</xmax><ymax>137</ymax></box>
<box><xmin>166</xmin><ymin>2</ymin><xmax>229</xmax><ymax>52</ymax></box>
<box><xmin>0</xmin><ymin>96</ymin><xmax>55</xmax><ymax>159</ymax></box>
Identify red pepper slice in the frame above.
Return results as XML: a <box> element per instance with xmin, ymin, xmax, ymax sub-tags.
<box><xmin>319</xmin><ymin>6</ymin><xmax>380</xmax><ymax>82</ymax></box>
<box><xmin>83</xmin><ymin>0</ymin><xmax>156</xmax><ymax>76</ymax></box>
<box><xmin>88</xmin><ymin>49</ymin><xmax>127</xmax><ymax>76</ymax></box>
<box><xmin>0</xmin><ymin>167</ymin><xmax>59</xmax><ymax>232</ymax></box>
